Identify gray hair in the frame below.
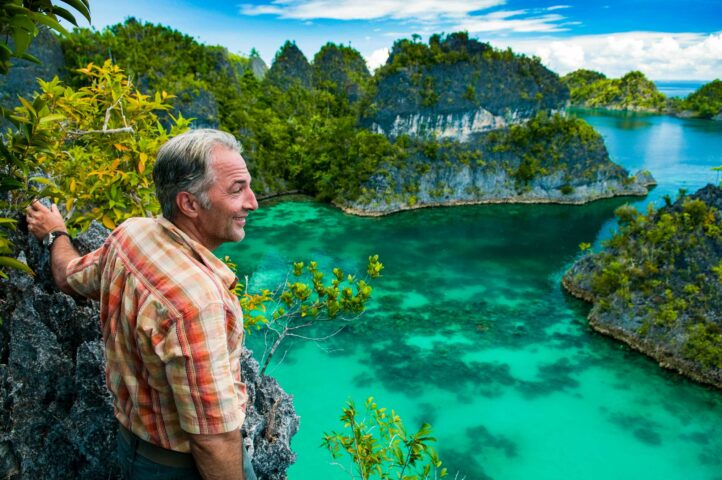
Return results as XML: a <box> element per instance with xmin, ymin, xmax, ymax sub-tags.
<box><xmin>153</xmin><ymin>129</ymin><xmax>242</xmax><ymax>220</ymax></box>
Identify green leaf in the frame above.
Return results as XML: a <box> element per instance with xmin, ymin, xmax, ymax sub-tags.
<box><xmin>11</xmin><ymin>21</ymin><xmax>35</xmax><ymax>55</ymax></box>
<box><xmin>60</xmin><ymin>0</ymin><xmax>92</xmax><ymax>23</ymax></box>
<box><xmin>18</xmin><ymin>96</ymin><xmax>36</xmax><ymax>115</ymax></box>
<box><xmin>0</xmin><ymin>176</ymin><xmax>24</xmax><ymax>194</ymax></box>
<box><xmin>28</xmin><ymin>176</ymin><xmax>56</xmax><ymax>187</ymax></box>
<box><xmin>15</xmin><ymin>51</ymin><xmax>41</xmax><ymax>64</ymax></box>
<box><xmin>38</xmin><ymin>113</ymin><xmax>66</xmax><ymax>124</ymax></box>
<box><xmin>30</xmin><ymin>12</ymin><xmax>69</xmax><ymax>36</ymax></box>
<box><xmin>0</xmin><ymin>256</ymin><xmax>34</xmax><ymax>275</ymax></box>
<box><xmin>50</xmin><ymin>5</ymin><xmax>80</xmax><ymax>25</ymax></box>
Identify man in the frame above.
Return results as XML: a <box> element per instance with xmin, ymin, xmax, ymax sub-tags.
<box><xmin>25</xmin><ymin>129</ymin><xmax>258</xmax><ymax>479</ymax></box>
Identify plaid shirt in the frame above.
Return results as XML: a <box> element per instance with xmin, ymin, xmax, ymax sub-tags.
<box><xmin>67</xmin><ymin>217</ymin><xmax>247</xmax><ymax>452</ymax></box>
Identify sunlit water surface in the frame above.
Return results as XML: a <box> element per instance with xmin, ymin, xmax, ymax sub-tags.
<box><xmin>217</xmin><ymin>110</ymin><xmax>722</xmax><ymax>480</ymax></box>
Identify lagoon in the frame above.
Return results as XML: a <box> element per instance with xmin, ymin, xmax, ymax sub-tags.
<box><xmin>218</xmin><ymin>110</ymin><xmax>722</xmax><ymax>480</ymax></box>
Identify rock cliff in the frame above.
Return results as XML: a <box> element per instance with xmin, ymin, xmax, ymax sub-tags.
<box><xmin>562</xmin><ymin>185</ymin><xmax>722</xmax><ymax>389</ymax></box>
<box><xmin>365</xmin><ymin>32</ymin><xmax>569</xmax><ymax>140</ymax></box>
<box><xmin>0</xmin><ymin>219</ymin><xmax>299</xmax><ymax>479</ymax></box>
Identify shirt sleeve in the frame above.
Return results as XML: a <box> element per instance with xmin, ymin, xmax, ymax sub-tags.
<box><xmin>66</xmin><ymin>245</ymin><xmax>105</xmax><ymax>300</ymax></box>
<box><xmin>163</xmin><ymin>302</ymin><xmax>244</xmax><ymax>435</ymax></box>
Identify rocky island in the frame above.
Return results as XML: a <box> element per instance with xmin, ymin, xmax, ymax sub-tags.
<box><xmin>339</xmin><ymin>34</ymin><xmax>655</xmax><ymax>215</ymax></box>
<box><xmin>563</xmin><ymin>185</ymin><xmax>722</xmax><ymax>389</ymax></box>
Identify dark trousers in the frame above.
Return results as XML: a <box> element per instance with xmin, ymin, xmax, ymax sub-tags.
<box><xmin>117</xmin><ymin>429</ymin><xmax>257</xmax><ymax>480</ymax></box>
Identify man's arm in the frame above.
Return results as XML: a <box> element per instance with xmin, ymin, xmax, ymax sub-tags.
<box><xmin>190</xmin><ymin>429</ymin><xmax>244</xmax><ymax>480</ymax></box>
<box><xmin>25</xmin><ymin>200</ymin><xmax>79</xmax><ymax>295</ymax></box>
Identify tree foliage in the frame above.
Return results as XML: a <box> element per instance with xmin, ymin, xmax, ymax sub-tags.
<box><xmin>1</xmin><ymin>0</ymin><xmax>91</xmax><ymax>278</ymax></box>
<box><xmin>228</xmin><ymin>256</ymin><xmax>384</xmax><ymax>376</ymax></box>
<box><xmin>3</xmin><ymin>61</ymin><xmax>190</xmax><ymax>232</ymax></box>
<box><xmin>561</xmin><ymin>69</ymin><xmax>666</xmax><ymax>111</ymax></box>
<box><xmin>676</xmin><ymin>79</ymin><xmax>722</xmax><ymax>119</ymax></box>
<box><xmin>587</xmin><ymin>188</ymin><xmax>722</xmax><ymax>369</ymax></box>
<box><xmin>322</xmin><ymin>397</ymin><xmax>448</xmax><ymax>480</ymax></box>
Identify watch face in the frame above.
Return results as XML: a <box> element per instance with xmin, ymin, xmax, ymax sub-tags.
<box><xmin>43</xmin><ymin>232</ymin><xmax>53</xmax><ymax>247</ymax></box>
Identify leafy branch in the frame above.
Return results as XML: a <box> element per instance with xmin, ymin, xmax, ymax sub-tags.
<box><xmin>322</xmin><ymin>397</ymin><xmax>449</xmax><ymax>480</ymax></box>
<box><xmin>227</xmin><ymin>255</ymin><xmax>384</xmax><ymax>378</ymax></box>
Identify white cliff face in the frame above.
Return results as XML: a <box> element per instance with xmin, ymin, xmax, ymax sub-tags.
<box><xmin>372</xmin><ymin>108</ymin><xmax>529</xmax><ymax>141</ymax></box>
<box><xmin>342</xmin><ymin>165</ymin><xmax>651</xmax><ymax>216</ymax></box>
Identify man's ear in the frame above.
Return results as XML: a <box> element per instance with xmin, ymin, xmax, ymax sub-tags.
<box><xmin>176</xmin><ymin>191</ymin><xmax>200</xmax><ymax>218</ymax></box>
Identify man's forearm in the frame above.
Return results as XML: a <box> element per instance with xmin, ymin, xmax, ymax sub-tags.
<box><xmin>190</xmin><ymin>429</ymin><xmax>244</xmax><ymax>480</ymax></box>
<box><xmin>49</xmin><ymin>235</ymin><xmax>80</xmax><ymax>295</ymax></box>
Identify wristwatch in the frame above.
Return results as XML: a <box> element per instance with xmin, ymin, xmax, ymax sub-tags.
<box><xmin>43</xmin><ymin>230</ymin><xmax>71</xmax><ymax>249</ymax></box>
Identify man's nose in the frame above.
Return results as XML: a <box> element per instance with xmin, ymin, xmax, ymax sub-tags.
<box><xmin>244</xmin><ymin>189</ymin><xmax>258</xmax><ymax>211</ymax></box>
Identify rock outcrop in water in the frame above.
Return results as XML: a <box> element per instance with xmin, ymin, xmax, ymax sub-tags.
<box><xmin>341</xmin><ymin>112</ymin><xmax>655</xmax><ymax>216</ymax></box>
<box><xmin>334</xmin><ymin>33</ymin><xmax>654</xmax><ymax>215</ymax></box>
<box><xmin>0</xmin><ymin>218</ymin><xmax>299</xmax><ymax>479</ymax></box>
<box><xmin>562</xmin><ymin>185</ymin><xmax>722</xmax><ymax>389</ymax></box>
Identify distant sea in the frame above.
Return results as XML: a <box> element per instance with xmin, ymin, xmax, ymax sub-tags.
<box><xmin>654</xmin><ymin>80</ymin><xmax>708</xmax><ymax>98</ymax></box>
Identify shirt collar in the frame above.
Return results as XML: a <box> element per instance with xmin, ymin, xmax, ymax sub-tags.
<box><xmin>156</xmin><ymin>216</ymin><xmax>238</xmax><ymax>290</ymax></box>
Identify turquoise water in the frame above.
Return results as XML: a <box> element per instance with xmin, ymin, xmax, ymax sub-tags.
<box><xmin>218</xmin><ymin>111</ymin><xmax>722</xmax><ymax>480</ymax></box>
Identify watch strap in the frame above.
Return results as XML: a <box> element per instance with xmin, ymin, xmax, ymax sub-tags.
<box><xmin>46</xmin><ymin>230</ymin><xmax>71</xmax><ymax>249</ymax></box>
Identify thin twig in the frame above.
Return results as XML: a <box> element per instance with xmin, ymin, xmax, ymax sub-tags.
<box><xmin>67</xmin><ymin>126</ymin><xmax>134</xmax><ymax>136</ymax></box>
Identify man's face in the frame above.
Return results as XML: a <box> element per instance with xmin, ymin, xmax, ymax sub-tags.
<box><xmin>194</xmin><ymin>147</ymin><xmax>258</xmax><ymax>250</ymax></box>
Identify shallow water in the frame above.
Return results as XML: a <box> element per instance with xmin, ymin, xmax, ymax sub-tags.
<box><xmin>217</xmin><ymin>110</ymin><xmax>722</xmax><ymax>480</ymax></box>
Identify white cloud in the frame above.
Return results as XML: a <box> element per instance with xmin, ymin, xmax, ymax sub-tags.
<box><xmin>240</xmin><ymin>1</ymin><xmax>573</xmax><ymax>34</ymax></box>
<box><xmin>240</xmin><ymin>0</ymin><xmax>504</xmax><ymax>21</ymax></box>
<box><xmin>502</xmin><ymin>32</ymin><xmax>722</xmax><ymax>80</ymax></box>
<box><xmin>454</xmin><ymin>11</ymin><xmax>568</xmax><ymax>33</ymax></box>
<box><xmin>366</xmin><ymin>47</ymin><xmax>390</xmax><ymax>71</ymax></box>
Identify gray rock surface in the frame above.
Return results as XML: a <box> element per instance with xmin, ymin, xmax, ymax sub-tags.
<box><xmin>0</xmin><ymin>221</ymin><xmax>299</xmax><ymax>479</ymax></box>
<box><xmin>0</xmin><ymin>29</ymin><xmax>65</xmax><ymax>107</ymax></box>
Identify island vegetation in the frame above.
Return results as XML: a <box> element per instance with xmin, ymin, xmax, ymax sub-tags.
<box><xmin>562</xmin><ymin>69</ymin><xmax>722</xmax><ymax>119</ymax></box>
<box><xmin>561</xmin><ymin>69</ymin><xmax>666</xmax><ymax>111</ymax></box>
<box><xmin>563</xmin><ymin>185</ymin><xmax>722</xmax><ymax>388</ymax></box>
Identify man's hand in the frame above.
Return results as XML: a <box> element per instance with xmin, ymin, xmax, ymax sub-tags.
<box><xmin>25</xmin><ymin>199</ymin><xmax>79</xmax><ymax>295</ymax></box>
<box><xmin>25</xmin><ymin>200</ymin><xmax>68</xmax><ymax>239</ymax></box>
<box><xmin>190</xmin><ymin>429</ymin><xmax>245</xmax><ymax>480</ymax></box>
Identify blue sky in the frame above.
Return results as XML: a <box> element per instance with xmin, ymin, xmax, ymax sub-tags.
<box><xmin>81</xmin><ymin>0</ymin><xmax>722</xmax><ymax>80</ymax></box>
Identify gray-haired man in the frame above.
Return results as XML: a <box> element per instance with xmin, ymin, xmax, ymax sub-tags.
<box><xmin>26</xmin><ymin>129</ymin><xmax>258</xmax><ymax>479</ymax></box>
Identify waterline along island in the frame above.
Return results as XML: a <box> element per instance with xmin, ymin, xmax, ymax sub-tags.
<box><xmin>1</xmin><ymin>15</ymin><xmax>722</xmax><ymax>480</ymax></box>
